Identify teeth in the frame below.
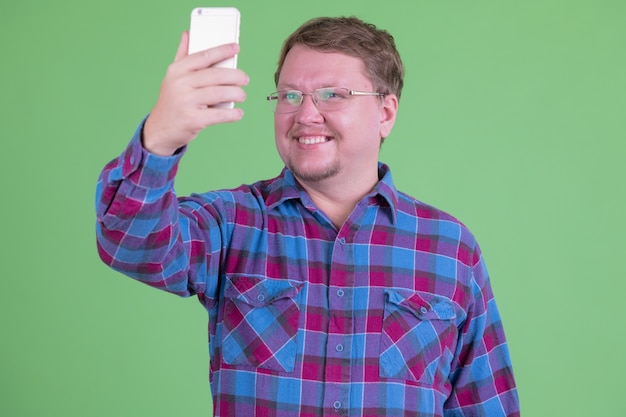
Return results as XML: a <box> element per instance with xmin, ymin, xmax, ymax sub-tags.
<box><xmin>298</xmin><ymin>136</ymin><xmax>328</xmax><ymax>145</ymax></box>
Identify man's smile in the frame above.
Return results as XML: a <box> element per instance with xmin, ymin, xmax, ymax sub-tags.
<box><xmin>296</xmin><ymin>135</ymin><xmax>331</xmax><ymax>145</ymax></box>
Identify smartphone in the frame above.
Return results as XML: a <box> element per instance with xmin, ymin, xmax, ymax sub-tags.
<box><xmin>188</xmin><ymin>7</ymin><xmax>241</xmax><ymax>108</ymax></box>
<box><xmin>189</xmin><ymin>7</ymin><xmax>240</xmax><ymax>58</ymax></box>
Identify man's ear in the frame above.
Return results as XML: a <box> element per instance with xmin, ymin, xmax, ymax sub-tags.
<box><xmin>379</xmin><ymin>94</ymin><xmax>399</xmax><ymax>140</ymax></box>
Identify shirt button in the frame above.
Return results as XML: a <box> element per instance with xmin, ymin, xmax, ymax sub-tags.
<box><xmin>257</xmin><ymin>294</ymin><xmax>265</xmax><ymax>302</ymax></box>
<box><xmin>333</xmin><ymin>401</ymin><xmax>342</xmax><ymax>410</ymax></box>
<box><xmin>336</xmin><ymin>289</ymin><xmax>345</xmax><ymax>297</ymax></box>
<box><xmin>336</xmin><ymin>344</ymin><xmax>344</xmax><ymax>352</ymax></box>
<box><xmin>339</xmin><ymin>237</ymin><xmax>346</xmax><ymax>245</ymax></box>
<box><xmin>419</xmin><ymin>306</ymin><xmax>428</xmax><ymax>314</ymax></box>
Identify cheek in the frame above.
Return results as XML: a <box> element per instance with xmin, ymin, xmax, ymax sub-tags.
<box><xmin>273</xmin><ymin>116</ymin><xmax>291</xmax><ymax>158</ymax></box>
<box><xmin>274</xmin><ymin>115</ymin><xmax>292</xmax><ymax>138</ymax></box>
<box><xmin>341</xmin><ymin>111</ymin><xmax>380</xmax><ymax>143</ymax></box>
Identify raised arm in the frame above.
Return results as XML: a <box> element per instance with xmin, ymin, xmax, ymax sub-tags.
<box><xmin>95</xmin><ymin>33</ymin><xmax>248</xmax><ymax>297</ymax></box>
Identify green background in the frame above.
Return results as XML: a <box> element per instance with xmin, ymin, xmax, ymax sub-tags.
<box><xmin>1</xmin><ymin>0</ymin><xmax>624</xmax><ymax>416</ymax></box>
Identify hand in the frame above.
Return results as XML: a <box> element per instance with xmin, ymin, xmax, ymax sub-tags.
<box><xmin>143</xmin><ymin>31</ymin><xmax>249</xmax><ymax>156</ymax></box>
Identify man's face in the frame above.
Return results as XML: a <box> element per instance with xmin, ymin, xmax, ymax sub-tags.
<box><xmin>274</xmin><ymin>45</ymin><xmax>397</xmax><ymax>186</ymax></box>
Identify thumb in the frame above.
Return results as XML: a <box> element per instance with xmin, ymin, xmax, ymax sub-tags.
<box><xmin>174</xmin><ymin>31</ymin><xmax>189</xmax><ymax>62</ymax></box>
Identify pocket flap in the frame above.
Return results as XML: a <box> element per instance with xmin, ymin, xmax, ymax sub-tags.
<box><xmin>384</xmin><ymin>289</ymin><xmax>457</xmax><ymax>320</ymax></box>
<box><xmin>224</xmin><ymin>275</ymin><xmax>304</xmax><ymax>307</ymax></box>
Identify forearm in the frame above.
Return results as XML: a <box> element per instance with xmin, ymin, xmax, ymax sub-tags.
<box><xmin>95</xmin><ymin>123</ymin><xmax>195</xmax><ymax>296</ymax></box>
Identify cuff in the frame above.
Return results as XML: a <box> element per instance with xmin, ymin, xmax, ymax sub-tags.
<box><xmin>120</xmin><ymin>118</ymin><xmax>187</xmax><ymax>189</ymax></box>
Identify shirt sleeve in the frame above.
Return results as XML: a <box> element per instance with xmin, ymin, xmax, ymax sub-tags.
<box><xmin>95</xmin><ymin>121</ymin><xmax>221</xmax><ymax>302</ymax></box>
<box><xmin>444</xmin><ymin>247</ymin><xmax>521</xmax><ymax>417</ymax></box>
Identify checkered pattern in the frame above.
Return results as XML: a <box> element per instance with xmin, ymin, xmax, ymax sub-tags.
<box><xmin>222</xmin><ymin>275</ymin><xmax>303</xmax><ymax>372</ymax></box>
<box><xmin>96</xmin><ymin>126</ymin><xmax>520</xmax><ymax>416</ymax></box>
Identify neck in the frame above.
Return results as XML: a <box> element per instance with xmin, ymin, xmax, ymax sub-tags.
<box><xmin>296</xmin><ymin>168</ymin><xmax>379</xmax><ymax>228</ymax></box>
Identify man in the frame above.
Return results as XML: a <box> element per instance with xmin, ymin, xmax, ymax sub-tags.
<box><xmin>96</xmin><ymin>16</ymin><xmax>520</xmax><ymax>417</ymax></box>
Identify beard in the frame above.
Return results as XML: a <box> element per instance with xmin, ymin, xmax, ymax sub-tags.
<box><xmin>287</xmin><ymin>158</ymin><xmax>341</xmax><ymax>183</ymax></box>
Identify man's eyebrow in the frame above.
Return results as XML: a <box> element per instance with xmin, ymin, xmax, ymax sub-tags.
<box><xmin>276</xmin><ymin>83</ymin><xmax>300</xmax><ymax>90</ymax></box>
<box><xmin>276</xmin><ymin>84</ymin><xmax>339</xmax><ymax>91</ymax></box>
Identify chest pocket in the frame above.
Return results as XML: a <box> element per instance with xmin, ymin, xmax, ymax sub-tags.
<box><xmin>379</xmin><ymin>289</ymin><xmax>461</xmax><ymax>385</ymax></box>
<box><xmin>221</xmin><ymin>275</ymin><xmax>304</xmax><ymax>373</ymax></box>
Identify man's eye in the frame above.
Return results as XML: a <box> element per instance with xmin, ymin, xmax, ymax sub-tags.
<box><xmin>319</xmin><ymin>90</ymin><xmax>345</xmax><ymax>101</ymax></box>
<box><xmin>283</xmin><ymin>92</ymin><xmax>301</xmax><ymax>103</ymax></box>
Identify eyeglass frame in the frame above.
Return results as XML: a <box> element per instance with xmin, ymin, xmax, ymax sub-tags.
<box><xmin>266</xmin><ymin>87</ymin><xmax>386</xmax><ymax>114</ymax></box>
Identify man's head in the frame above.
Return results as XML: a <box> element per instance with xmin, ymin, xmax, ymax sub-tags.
<box><xmin>274</xmin><ymin>16</ymin><xmax>404</xmax><ymax>101</ymax></box>
<box><xmin>272</xmin><ymin>16</ymin><xmax>401</xmax><ymax>192</ymax></box>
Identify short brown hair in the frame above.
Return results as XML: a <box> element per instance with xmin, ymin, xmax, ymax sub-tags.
<box><xmin>274</xmin><ymin>16</ymin><xmax>404</xmax><ymax>100</ymax></box>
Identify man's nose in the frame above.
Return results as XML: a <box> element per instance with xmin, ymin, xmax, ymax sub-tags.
<box><xmin>295</xmin><ymin>94</ymin><xmax>323</xmax><ymax>123</ymax></box>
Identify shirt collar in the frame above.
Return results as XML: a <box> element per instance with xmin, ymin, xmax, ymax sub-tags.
<box><xmin>373</xmin><ymin>162</ymin><xmax>399</xmax><ymax>224</ymax></box>
<box><xmin>264</xmin><ymin>168</ymin><xmax>303</xmax><ymax>209</ymax></box>
<box><xmin>265</xmin><ymin>163</ymin><xmax>399</xmax><ymax>224</ymax></box>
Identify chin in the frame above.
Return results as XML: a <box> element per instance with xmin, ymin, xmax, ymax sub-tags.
<box><xmin>289</xmin><ymin>163</ymin><xmax>341</xmax><ymax>183</ymax></box>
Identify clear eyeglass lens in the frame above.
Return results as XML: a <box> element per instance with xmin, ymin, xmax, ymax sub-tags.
<box><xmin>270</xmin><ymin>88</ymin><xmax>352</xmax><ymax>113</ymax></box>
<box><xmin>317</xmin><ymin>88</ymin><xmax>349</xmax><ymax>103</ymax></box>
<box><xmin>283</xmin><ymin>91</ymin><xmax>302</xmax><ymax>106</ymax></box>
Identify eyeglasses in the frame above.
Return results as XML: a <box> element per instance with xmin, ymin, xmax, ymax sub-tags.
<box><xmin>266</xmin><ymin>87</ymin><xmax>385</xmax><ymax>114</ymax></box>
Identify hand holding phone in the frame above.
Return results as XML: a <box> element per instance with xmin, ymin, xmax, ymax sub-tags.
<box><xmin>142</xmin><ymin>8</ymin><xmax>246</xmax><ymax>156</ymax></box>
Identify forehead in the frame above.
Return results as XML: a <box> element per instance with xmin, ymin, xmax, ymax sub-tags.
<box><xmin>277</xmin><ymin>45</ymin><xmax>372</xmax><ymax>90</ymax></box>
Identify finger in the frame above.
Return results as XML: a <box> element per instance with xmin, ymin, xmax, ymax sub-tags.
<box><xmin>174</xmin><ymin>31</ymin><xmax>190</xmax><ymax>62</ymax></box>
<box><xmin>190</xmin><ymin>85</ymin><xmax>247</xmax><ymax>108</ymax></box>
<box><xmin>187</xmin><ymin>67</ymin><xmax>250</xmax><ymax>89</ymax></box>
<box><xmin>198</xmin><ymin>107</ymin><xmax>245</xmax><ymax>127</ymax></box>
<box><xmin>183</xmin><ymin>43</ymin><xmax>240</xmax><ymax>72</ymax></box>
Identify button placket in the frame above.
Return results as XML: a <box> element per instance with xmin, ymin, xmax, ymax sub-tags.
<box><xmin>324</xmin><ymin>228</ymin><xmax>353</xmax><ymax>416</ymax></box>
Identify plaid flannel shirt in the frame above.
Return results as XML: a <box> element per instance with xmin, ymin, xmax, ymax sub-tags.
<box><xmin>96</xmin><ymin>126</ymin><xmax>520</xmax><ymax>417</ymax></box>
